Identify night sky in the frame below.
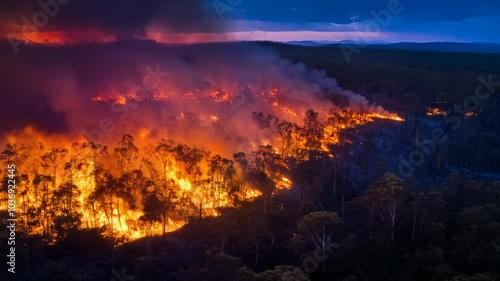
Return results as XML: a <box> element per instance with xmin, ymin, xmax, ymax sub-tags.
<box><xmin>1</xmin><ymin>0</ymin><xmax>499</xmax><ymax>44</ymax></box>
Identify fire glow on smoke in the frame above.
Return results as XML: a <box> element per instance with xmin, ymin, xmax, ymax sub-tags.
<box><xmin>0</xmin><ymin>42</ymin><xmax>404</xmax><ymax>241</ymax></box>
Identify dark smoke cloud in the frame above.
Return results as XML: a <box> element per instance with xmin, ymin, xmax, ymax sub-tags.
<box><xmin>1</xmin><ymin>0</ymin><xmax>224</xmax><ymax>38</ymax></box>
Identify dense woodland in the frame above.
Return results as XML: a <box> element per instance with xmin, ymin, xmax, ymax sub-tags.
<box><xmin>268</xmin><ymin>42</ymin><xmax>500</xmax><ymax>179</ymax></box>
<box><xmin>1</xmin><ymin>43</ymin><xmax>500</xmax><ymax>281</ymax></box>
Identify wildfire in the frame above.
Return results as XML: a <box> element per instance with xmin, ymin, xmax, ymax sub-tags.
<box><xmin>0</xmin><ymin>129</ymin><xmax>276</xmax><ymax>242</ymax></box>
<box><xmin>5</xmin><ymin>29</ymin><xmax>117</xmax><ymax>45</ymax></box>
<box><xmin>279</xmin><ymin>177</ymin><xmax>293</xmax><ymax>189</ymax></box>
<box><xmin>243</xmin><ymin>189</ymin><xmax>263</xmax><ymax>198</ymax></box>
<box><xmin>367</xmin><ymin>113</ymin><xmax>405</xmax><ymax>122</ymax></box>
<box><xmin>1</xmin><ymin>70</ymin><xmax>406</xmax><ymax>243</ymax></box>
<box><xmin>115</xmin><ymin>96</ymin><xmax>128</xmax><ymax>105</ymax></box>
<box><xmin>426</xmin><ymin>107</ymin><xmax>447</xmax><ymax>116</ymax></box>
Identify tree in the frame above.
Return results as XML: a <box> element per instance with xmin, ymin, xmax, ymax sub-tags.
<box><xmin>181</xmin><ymin>248</ymin><xmax>257</xmax><ymax>281</ymax></box>
<box><xmin>451</xmin><ymin>204</ymin><xmax>500</xmax><ymax>275</ymax></box>
<box><xmin>152</xmin><ymin>138</ymin><xmax>176</xmax><ymax>181</ymax></box>
<box><xmin>53</xmin><ymin>182</ymin><xmax>82</xmax><ymax>239</ymax></box>
<box><xmin>80</xmin><ymin>141</ymin><xmax>109</xmax><ymax>229</ymax></box>
<box><xmin>141</xmin><ymin>178</ymin><xmax>178</xmax><ymax>236</ymax></box>
<box><xmin>116</xmin><ymin>169</ymin><xmax>147</xmax><ymax>235</ymax></box>
<box><xmin>93</xmin><ymin>172</ymin><xmax>119</xmax><ymax>237</ymax></box>
<box><xmin>246</xmin><ymin>170</ymin><xmax>275</xmax><ymax>213</ymax></box>
<box><xmin>295</xmin><ymin>211</ymin><xmax>343</xmax><ymax>276</ymax></box>
<box><xmin>33</xmin><ymin>174</ymin><xmax>55</xmax><ymax>242</ymax></box>
<box><xmin>301</xmin><ymin>109</ymin><xmax>325</xmax><ymax>159</ymax></box>
<box><xmin>114</xmin><ymin>134</ymin><xmax>139</xmax><ymax>175</ymax></box>
<box><xmin>257</xmin><ymin>265</ymin><xmax>310</xmax><ymax>281</ymax></box>
<box><xmin>233</xmin><ymin>152</ymin><xmax>248</xmax><ymax>202</ymax></box>
<box><xmin>408</xmin><ymin>192</ymin><xmax>427</xmax><ymax>243</ymax></box>
<box><xmin>41</xmin><ymin>147</ymin><xmax>68</xmax><ymax>192</ymax></box>
<box><xmin>276</xmin><ymin>120</ymin><xmax>302</xmax><ymax>159</ymax></box>
<box><xmin>366</xmin><ymin>173</ymin><xmax>410</xmax><ymax>242</ymax></box>
<box><xmin>207</xmin><ymin>154</ymin><xmax>236</xmax><ymax>215</ymax></box>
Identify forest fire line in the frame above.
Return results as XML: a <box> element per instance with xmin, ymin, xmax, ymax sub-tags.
<box><xmin>0</xmin><ymin>100</ymin><xmax>404</xmax><ymax>242</ymax></box>
<box><xmin>88</xmin><ymin>84</ymin><xmax>404</xmax><ymax>129</ymax></box>
<box><xmin>366</xmin><ymin>113</ymin><xmax>405</xmax><ymax>122</ymax></box>
<box><xmin>2</xmin><ymin>83</ymin><xmax>405</xmax><ymax>242</ymax></box>
<box><xmin>0</xmin><ymin>41</ymin><xmax>406</xmax><ymax>243</ymax></box>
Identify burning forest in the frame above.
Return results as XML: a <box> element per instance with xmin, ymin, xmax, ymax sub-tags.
<box><xmin>0</xmin><ymin>41</ymin><xmax>404</xmax><ymax>242</ymax></box>
<box><xmin>2</xmin><ymin>1</ymin><xmax>499</xmax><ymax>281</ymax></box>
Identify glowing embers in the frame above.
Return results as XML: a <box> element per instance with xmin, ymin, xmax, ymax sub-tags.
<box><xmin>207</xmin><ymin>89</ymin><xmax>232</xmax><ymax>103</ymax></box>
<box><xmin>426</xmin><ymin>107</ymin><xmax>447</xmax><ymax>116</ymax></box>
<box><xmin>92</xmin><ymin>95</ymin><xmax>129</xmax><ymax>105</ymax></box>
<box><xmin>426</xmin><ymin>107</ymin><xmax>477</xmax><ymax>117</ymax></box>
<box><xmin>278</xmin><ymin>177</ymin><xmax>293</xmax><ymax>189</ymax></box>
<box><xmin>242</xmin><ymin>188</ymin><xmax>263</xmax><ymax>199</ymax></box>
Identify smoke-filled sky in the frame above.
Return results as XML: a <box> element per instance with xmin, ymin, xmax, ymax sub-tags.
<box><xmin>0</xmin><ymin>0</ymin><xmax>499</xmax><ymax>44</ymax></box>
<box><xmin>0</xmin><ymin>40</ymin><xmax>392</xmax><ymax>155</ymax></box>
<box><xmin>0</xmin><ymin>0</ymin><xmax>408</xmax><ymax>157</ymax></box>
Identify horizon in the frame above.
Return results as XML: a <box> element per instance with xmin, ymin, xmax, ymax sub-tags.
<box><xmin>2</xmin><ymin>0</ymin><xmax>500</xmax><ymax>47</ymax></box>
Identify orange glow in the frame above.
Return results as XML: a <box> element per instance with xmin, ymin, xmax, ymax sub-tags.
<box><xmin>426</xmin><ymin>107</ymin><xmax>447</xmax><ymax>116</ymax></box>
<box><xmin>0</xmin><ymin>76</ymin><xmax>405</xmax><ymax>243</ymax></box>
<box><xmin>92</xmin><ymin>96</ymin><xmax>106</xmax><ymax>102</ymax></box>
<box><xmin>0</xmin><ymin>127</ymin><xmax>268</xmax><ymax>241</ymax></box>
<box><xmin>6</xmin><ymin>29</ymin><xmax>116</xmax><ymax>44</ymax></box>
<box><xmin>115</xmin><ymin>96</ymin><xmax>127</xmax><ymax>105</ymax></box>
<box><xmin>278</xmin><ymin>177</ymin><xmax>293</xmax><ymax>189</ymax></box>
<box><xmin>243</xmin><ymin>189</ymin><xmax>263</xmax><ymax>199</ymax></box>
<box><xmin>367</xmin><ymin>113</ymin><xmax>405</xmax><ymax>122</ymax></box>
<box><xmin>138</xmin><ymin>128</ymin><xmax>151</xmax><ymax>139</ymax></box>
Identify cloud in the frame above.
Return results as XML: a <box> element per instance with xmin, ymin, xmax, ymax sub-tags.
<box><xmin>232</xmin><ymin>0</ymin><xmax>500</xmax><ymax>23</ymax></box>
<box><xmin>0</xmin><ymin>0</ymin><xmax>225</xmax><ymax>39</ymax></box>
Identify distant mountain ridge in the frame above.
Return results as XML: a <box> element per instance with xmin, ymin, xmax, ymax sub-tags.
<box><xmin>2</xmin><ymin>38</ymin><xmax>499</xmax><ymax>54</ymax></box>
<box><xmin>287</xmin><ymin>40</ymin><xmax>389</xmax><ymax>46</ymax></box>
<box><xmin>368</xmin><ymin>42</ymin><xmax>500</xmax><ymax>53</ymax></box>
<box><xmin>287</xmin><ymin>41</ymin><xmax>500</xmax><ymax>53</ymax></box>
